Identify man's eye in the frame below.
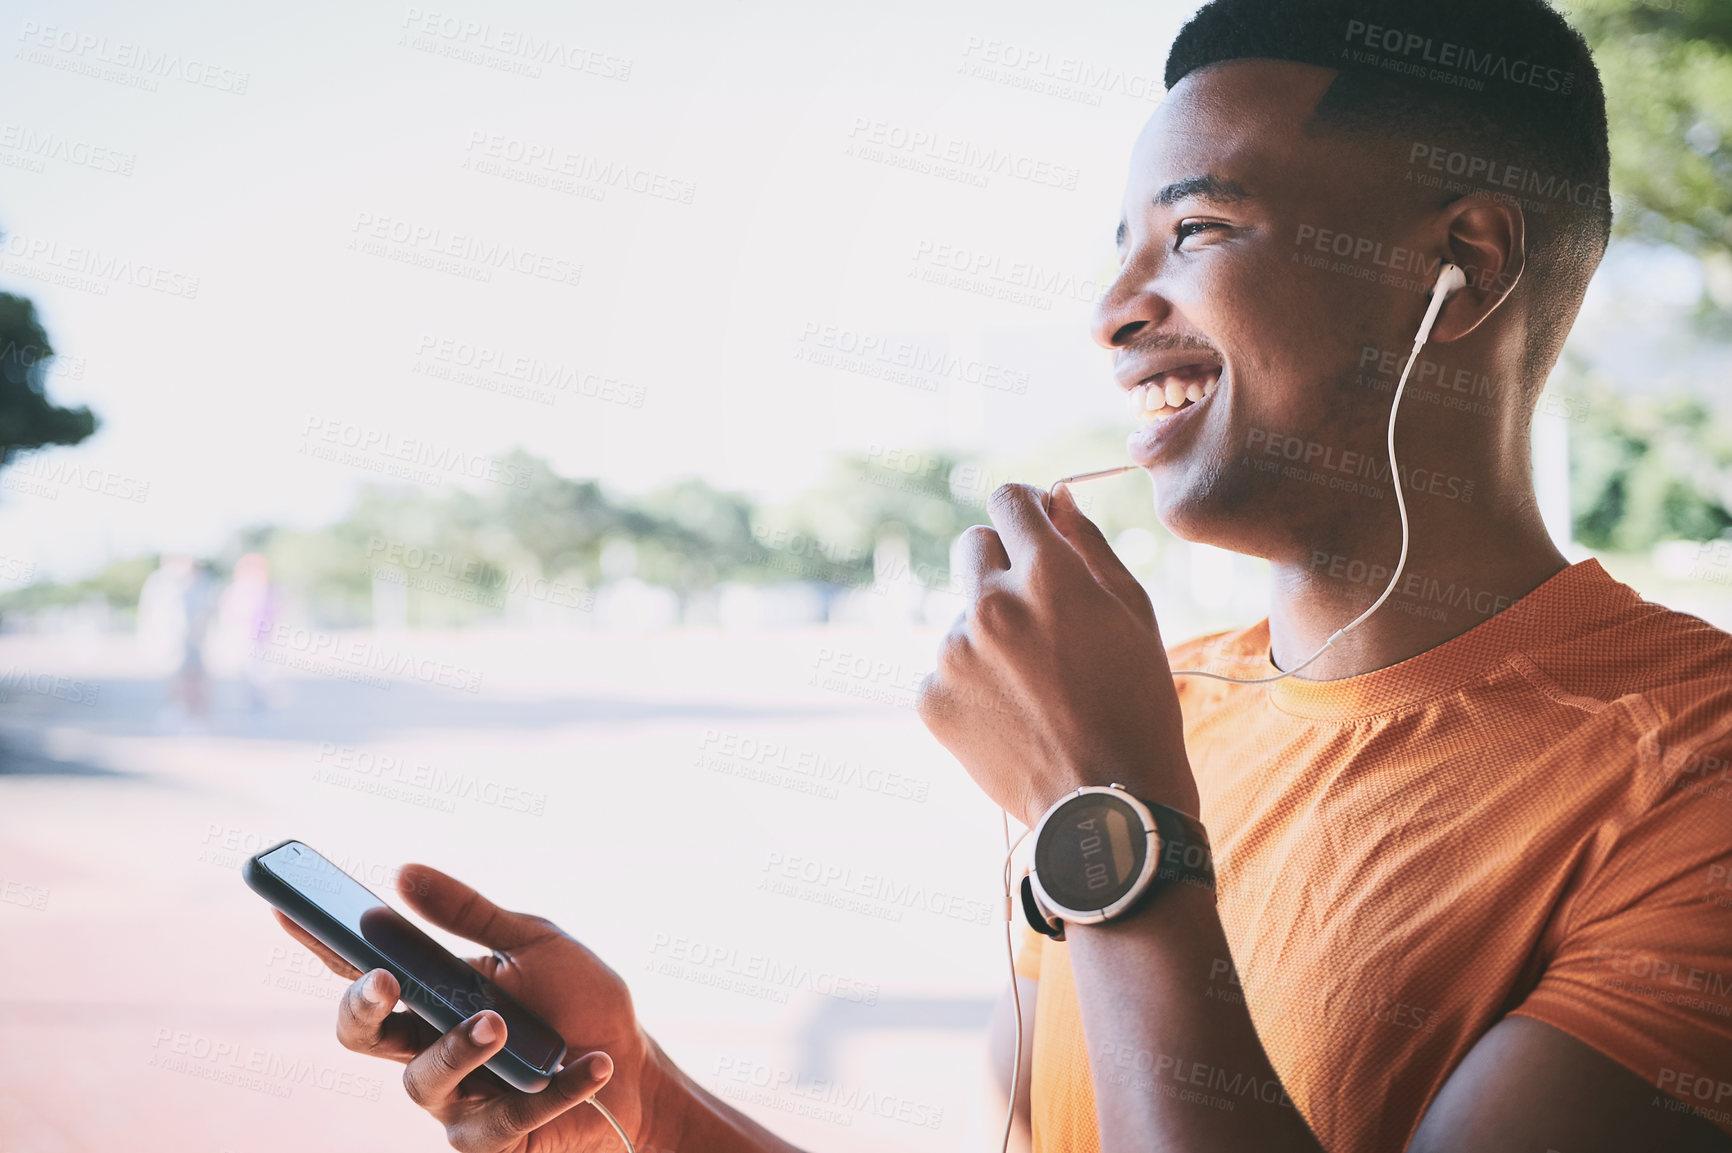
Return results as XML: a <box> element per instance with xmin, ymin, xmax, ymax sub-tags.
<box><xmin>1174</xmin><ymin>220</ymin><xmax>1226</xmax><ymax>248</ymax></box>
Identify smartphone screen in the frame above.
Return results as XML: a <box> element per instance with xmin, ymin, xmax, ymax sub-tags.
<box><xmin>254</xmin><ymin>842</ymin><xmax>565</xmax><ymax>1076</ymax></box>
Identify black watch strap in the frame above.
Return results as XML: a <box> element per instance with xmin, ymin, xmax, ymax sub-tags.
<box><xmin>1149</xmin><ymin>801</ymin><xmax>1215</xmax><ymax>890</ymax></box>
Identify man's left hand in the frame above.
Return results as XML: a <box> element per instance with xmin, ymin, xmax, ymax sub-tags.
<box><xmin>916</xmin><ymin>481</ymin><xmax>1198</xmax><ymax>827</ymax></box>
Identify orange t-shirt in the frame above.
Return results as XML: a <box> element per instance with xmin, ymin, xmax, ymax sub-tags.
<box><xmin>1015</xmin><ymin>559</ymin><xmax>1732</xmax><ymax>1151</ymax></box>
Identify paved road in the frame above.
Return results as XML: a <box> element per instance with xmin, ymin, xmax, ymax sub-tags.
<box><xmin>0</xmin><ymin>626</ymin><xmax>1012</xmax><ymax>1153</ymax></box>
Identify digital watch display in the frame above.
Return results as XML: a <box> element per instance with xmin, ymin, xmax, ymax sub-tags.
<box><xmin>1022</xmin><ymin>784</ymin><xmax>1213</xmax><ymax>940</ymax></box>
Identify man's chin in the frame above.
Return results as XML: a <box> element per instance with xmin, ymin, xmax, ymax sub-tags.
<box><xmin>1143</xmin><ymin>467</ymin><xmax>1262</xmax><ymax>555</ymax></box>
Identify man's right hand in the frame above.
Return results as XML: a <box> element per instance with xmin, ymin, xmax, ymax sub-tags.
<box><xmin>274</xmin><ymin>863</ymin><xmax>673</xmax><ymax>1153</ymax></box>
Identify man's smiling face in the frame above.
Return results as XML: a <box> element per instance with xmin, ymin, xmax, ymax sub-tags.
<box><xmin>1093</xmin><ymin>58</ymin><xmax>1441</xmax><ymax>563</ymax></box>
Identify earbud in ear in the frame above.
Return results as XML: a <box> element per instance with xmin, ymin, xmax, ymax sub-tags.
<box><xmin>1434</xmin><ymin>263</ymin><xmax>1467</xmax><ymax>300</ymax></box>
<box><xmin>1413</xmin><ymin>262</ymin><xmax>1467</xmax><ymax>347</ymax></box>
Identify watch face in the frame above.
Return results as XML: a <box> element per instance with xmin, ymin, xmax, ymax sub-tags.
<box><xmin>1034</xmin><ymin>792</ymin><xmax>1149</xmax><ymax>913</ymax></box>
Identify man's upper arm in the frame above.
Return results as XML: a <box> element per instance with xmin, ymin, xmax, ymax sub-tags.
<box><xmin>1410</xmin><ymin>727</ymin><xmax>1732</xmax><ymax>1152</ymax></box>
<box><xmin>1408</xmin><ymin>1015</ymin><xmax>1732</xmax><ymax>1152</ymax></box>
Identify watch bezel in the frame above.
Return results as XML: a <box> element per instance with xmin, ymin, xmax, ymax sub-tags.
<box><xmin>1027</xmin><ymin>785</ymin><xmax>1163</xmax><ymax>926</ymax></box>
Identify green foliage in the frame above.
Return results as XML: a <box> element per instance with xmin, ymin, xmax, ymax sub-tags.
<box><xmin>0</xmin><ymin>293</ymin><xmax>97</xmax><ymax>466</ymax></box>
<box><xmin>1565</xmin><ymin>0</ymin><xmax>1732</xmax><ymax>257</ymax></box>
<box><xmin>0</xmin><ymin>553</ymin><xmax>155</xmax><ymax>614</ymax></box>
<box><xmin>1568</xmin><ymin>378</ymin><xmax>1732</xmax><ymax>549</ymax></box>
<box><xmin>0</xmin><ymin>448</ymin><xmax>1018</xmax><ymax>627</ymax></box>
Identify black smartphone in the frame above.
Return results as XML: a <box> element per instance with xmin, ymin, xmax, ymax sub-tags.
<box><xmin>244</xmin><ymin>839</ymin><xmax>567</xmax><ymax>1092</ymax></box>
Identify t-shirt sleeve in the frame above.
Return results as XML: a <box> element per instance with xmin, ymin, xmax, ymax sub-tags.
<box><xmin>1014</xmin><ymin>920</ymin><xmax>1045</xmax><ymax>982</ymax></box>
<box><xmin>1510</xmin><ymin>764</ymin><xmax>1732</xmax><ymax>1134</ymax></box>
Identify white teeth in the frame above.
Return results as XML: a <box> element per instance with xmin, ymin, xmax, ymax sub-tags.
<box><xmin>1129</xmin><ymin>367</ymin><xmax>1224</xmax><ymax>422</ymax></box>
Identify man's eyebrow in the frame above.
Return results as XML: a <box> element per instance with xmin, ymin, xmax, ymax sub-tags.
<box><xmin>1153</xmin><ymin>174</ymin><xmax>1250</xmax><ymax>207</ymax></box>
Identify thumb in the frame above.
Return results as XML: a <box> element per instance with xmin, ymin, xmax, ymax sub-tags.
<box><xmin>395</xmin><ymin>864</ymin><xmax>556</xmax><ymax>951</ymax></box>
<box><xmin>1049</xmin><ymin>484</ymin><xmax>1155</xmax><ymax>624</ymax></box>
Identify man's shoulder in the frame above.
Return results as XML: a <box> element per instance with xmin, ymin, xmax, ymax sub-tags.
<box><xmin>1524</xmin><ymin>579</ymin><xmax>1732</xmax><ymax>706</ymax></box>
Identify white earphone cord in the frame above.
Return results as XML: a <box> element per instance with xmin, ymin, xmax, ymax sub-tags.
<box><xmin>590</xmin><ymin>1097</ymin><xmax>634</xmax><ymax>1151</ymax></box>
<box><xmin>1005</xmin><ymin>269</ymin><xmax>1463</xmax><ymax>1152</ymax></box>
<box><xmin>1166</xmin><ymin>323</ymin><xmax>1420</xmax><ymax>685</ymax></box>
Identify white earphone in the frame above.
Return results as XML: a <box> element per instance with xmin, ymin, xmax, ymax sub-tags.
<box><xmin>998</xmin><ymin>262</ymin><xmax>1468</xmax><ymax>1153</ymax></box>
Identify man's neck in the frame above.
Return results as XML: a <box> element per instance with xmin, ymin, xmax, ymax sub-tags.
<box><xmin>1264</xmin><ymin>500</ymin><xmax>1569</xmax><ymax>681</ymax></box>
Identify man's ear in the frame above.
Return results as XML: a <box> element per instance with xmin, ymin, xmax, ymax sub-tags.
<box><xmin>1428</xmin><ymin>195</ymin><xmax>1526</xmax><ymax>343</ymax></box>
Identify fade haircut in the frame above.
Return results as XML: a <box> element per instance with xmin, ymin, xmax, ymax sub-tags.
<box><xmin>1166</xmin><ymin>0</ymin><xmax>1612</xmax><ymax>374</ymax></box>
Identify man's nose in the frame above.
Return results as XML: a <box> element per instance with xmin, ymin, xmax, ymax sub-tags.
<box><xmin>1091</xmin><ymin>264</ymin><xmax>1171</xmax><ymax>350</ymax></box>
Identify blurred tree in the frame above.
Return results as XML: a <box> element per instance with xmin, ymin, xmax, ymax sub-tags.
<box><xmin>0</xmin><ymin>292</ymin><xmax>97</xmax><ymax>468</ymax></box>
<box><xmin>1569</xmin><ymin>378</ymin><xmax>1732</xmax><ymax>549</ymax></box>
<box><xmin>1565</xmin><ymin>0</ymin><xmax>1732</xmax><ymax>270</ymax></box>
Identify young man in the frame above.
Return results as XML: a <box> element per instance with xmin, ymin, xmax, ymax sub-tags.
<box><xmin>279</xmin><ymin>1</ymin><xmax>1732</xmax><ymax>1149</ymax></box>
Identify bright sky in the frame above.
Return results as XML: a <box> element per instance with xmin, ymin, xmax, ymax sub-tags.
<box><xmin>0</xmin><ymin>0</ymin><xmax>1201</xmax><ymax>579</ymax></box>
<box><xmin>2</xmin><ymin>1</ymin><xmax>1723</xmax><ymax>583</ymax></box>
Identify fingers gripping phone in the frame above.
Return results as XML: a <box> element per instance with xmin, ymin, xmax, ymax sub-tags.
<box><xmin>244</xmin><ymin>839</ymin><xmax>567</xmax><ymax>1092</ymax></box>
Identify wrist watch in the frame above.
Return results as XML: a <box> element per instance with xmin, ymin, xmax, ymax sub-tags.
<box><xmin>1021</xmin><ymin>783</ymin><xmax>1213</xmax><ymax>942</ymax></box>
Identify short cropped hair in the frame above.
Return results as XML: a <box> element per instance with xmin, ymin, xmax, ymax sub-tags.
<box><xmin>1166</xmin><ymin>0</ymin><xmax>1611</xmax><ymax>364</ymax></box>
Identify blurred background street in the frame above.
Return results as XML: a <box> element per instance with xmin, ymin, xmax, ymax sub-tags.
<box><xmin>0</xmin><ymin>623</ymin><xmax>1018</xmax><ymax>1153</ymax></box>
